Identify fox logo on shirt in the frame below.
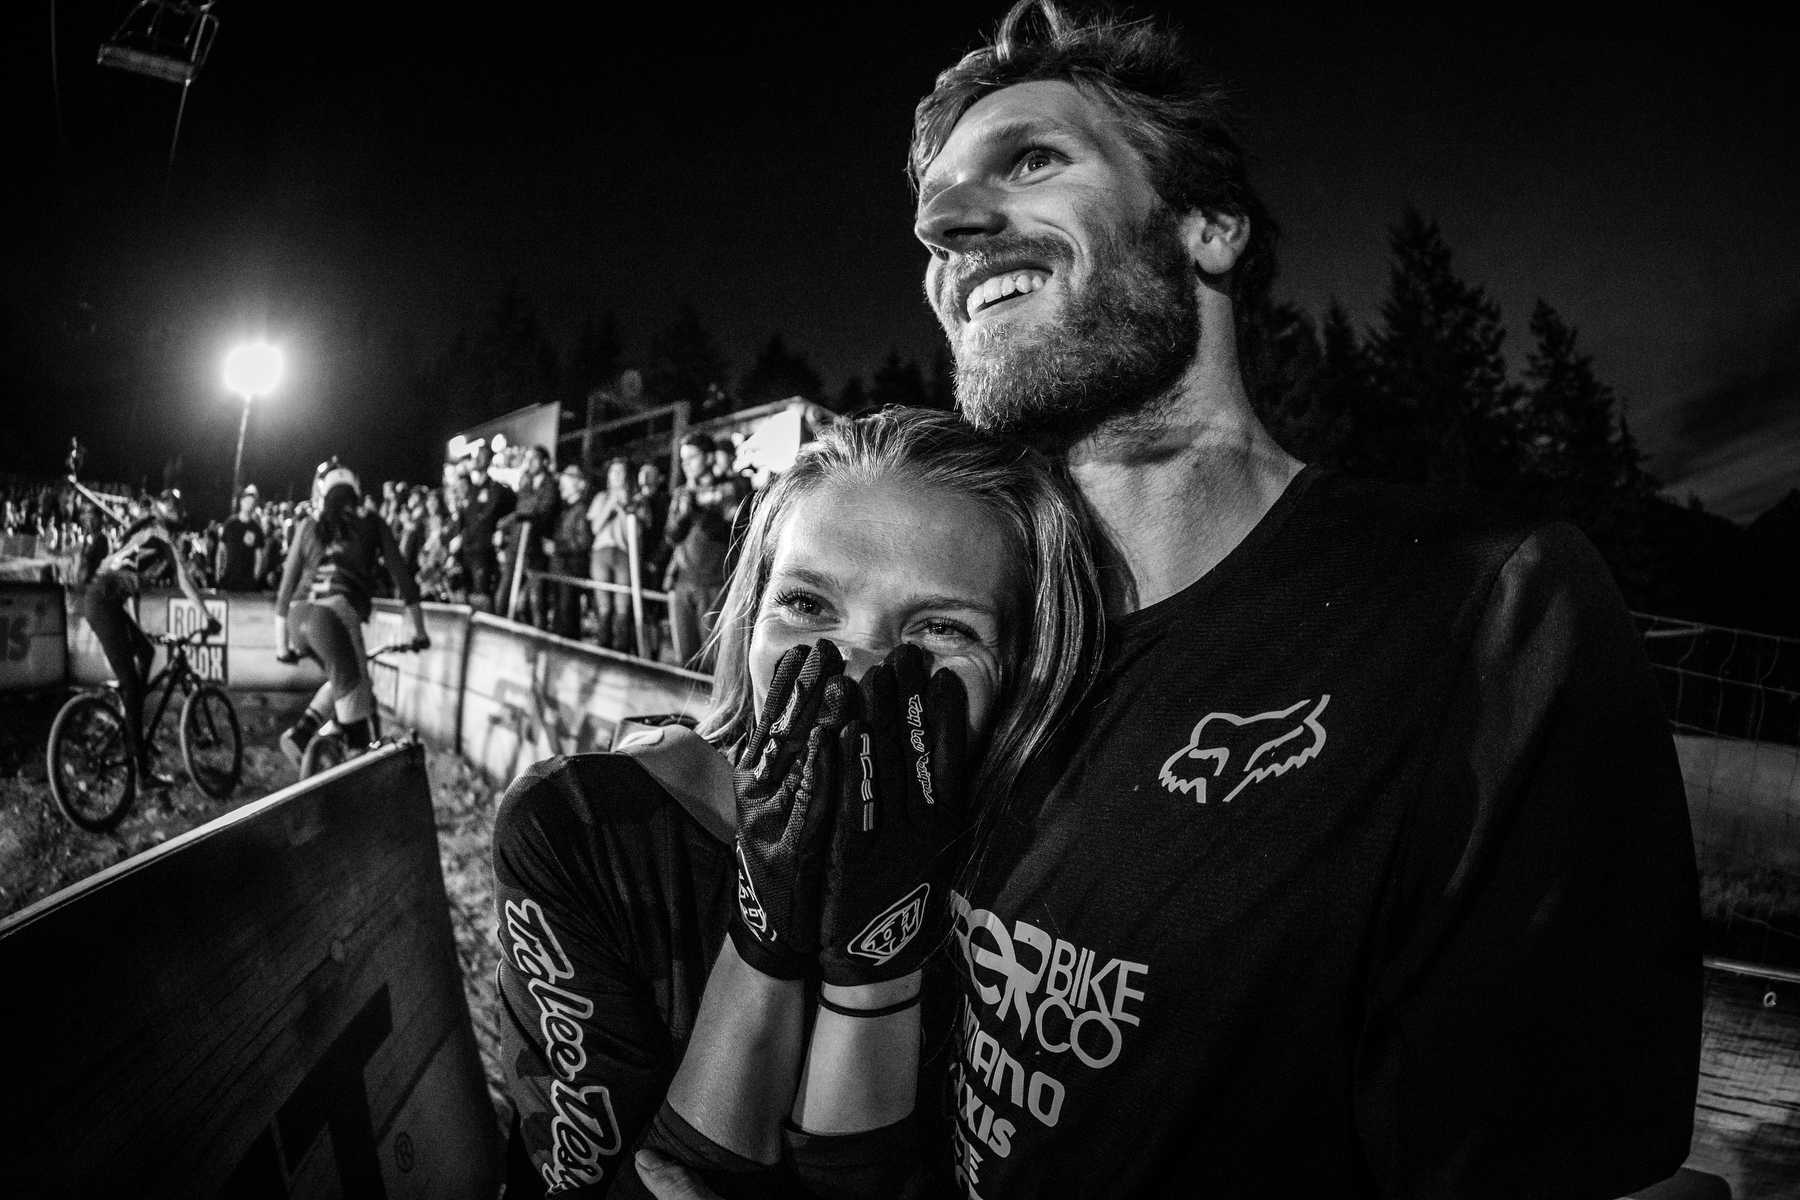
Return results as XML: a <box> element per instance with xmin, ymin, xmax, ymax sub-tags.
<box><xmin>1158</xmin><ymin>695</ymin><xmax>1330</xmax><ymax>802</ymax></box>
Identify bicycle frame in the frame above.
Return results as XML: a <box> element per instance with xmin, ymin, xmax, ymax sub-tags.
<box><xmin>140</xmin><ymin>643</ymin><xmax>201</xmax><ymax>747</ymax></box>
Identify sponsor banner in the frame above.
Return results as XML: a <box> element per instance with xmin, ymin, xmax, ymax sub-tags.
<box><xmin>166</xmin><ymin>597</ymin><xmax>230</xmax><ymax>684</ymax></box>
<box><xmin>458</xmin><ymin>613</ymin><xmax>708</xmax><ymax>787</ymax></box>
<box><xmin>0</xmin><ymin>582</ymin><xmax>67</xmax><ymax>691</ymax></box>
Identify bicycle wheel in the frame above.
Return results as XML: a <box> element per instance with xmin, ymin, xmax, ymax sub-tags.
<box><xmin>47</xmin><ymin>692</ymin><xmax>138</xmax><ymax>831</ymax></box>
<box><xmin>300</xmin><ymin>731</ymin><xmax>350</xmax><ymax>780</ymax></box>
<box><xmin>180</xmin><ymin>685</ymin><xmax>242</xmax><ymax>799</ymax></box>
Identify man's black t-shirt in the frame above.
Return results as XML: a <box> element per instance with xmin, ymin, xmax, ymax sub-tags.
<box><xmin>218</xmin><ymin>516</ymin><xmax>265</xmax><ymax>591</ymax></box>
<box><xmin>938</xmin><ymin>468</ymin><xmax>1700</xmax><ymax>1199</ymax></box>
<box><xmin>463</xmin><ymin>477</ymin><xmax>517</xmax><ymax>566</ymax></box>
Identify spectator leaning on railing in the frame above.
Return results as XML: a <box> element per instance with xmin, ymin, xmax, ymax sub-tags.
<box><xmin>500</xmin><ymin>445</ymin><xmax>560</xmax><ymax>628</ymax></box>
<box><xmin>661</xmin><ymin>432</ymin><xmax>731</xmax><ymax>671</ymax></box>
<box><xmin>451</xmin><ymin>445</ymin><xmax>514</xmax><ymax>611</ymax></box>
<box><xmin>586</xmin><ymin>457</ymin><xmax>637</xmax><ymax>653</ymax></box>
<box><xmin>549</xmin><ymin>463</ymin><xmax>593</xmax><ymax>641</ymax></box>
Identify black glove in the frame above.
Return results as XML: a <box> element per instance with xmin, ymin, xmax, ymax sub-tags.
<box><xmin>819</xmin><ymin>643</ymin><xmax>970</xmax><ymax>987</ymax></box>
<box><xmin>728</xmin><ymin>641</ymin><xmax>856</xmax><ymax>980</ymax></box>
<box><xmin>204</xmin><ymin>617</ymin><xmax>222</xmax><ymax>638</ymax></box>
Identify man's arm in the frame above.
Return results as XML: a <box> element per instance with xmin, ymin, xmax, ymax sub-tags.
<box><xmin>1355</xmin><ymin>523</ymin><xmax>1702</xmax><ymax>1199</ymax></box>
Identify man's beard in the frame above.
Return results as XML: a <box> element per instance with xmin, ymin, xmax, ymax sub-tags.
<box><xmin>950</xmin><ymin>208</ymin><xmax>1200</xmax><ymax>447</ymax></box>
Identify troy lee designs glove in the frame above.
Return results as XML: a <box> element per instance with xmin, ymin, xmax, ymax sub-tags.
<box><xmin>729</xmin><ymin>641</ymin><xmax>857</xmax><ymax>980</ymax></box>
<box><xmin>819</xmin><ymin>642</ymin><xmax>970</xmax><ymax>987</ymax></box>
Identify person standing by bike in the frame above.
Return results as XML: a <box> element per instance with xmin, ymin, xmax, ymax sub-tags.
<box><xmin>274</xmin><ymin>464</ymin><xmax>429</xmax><ymax>766</ymax></box>
<box><xmin>84</xmin><ymin>488</ymin><xmax>218</xmax><ymax>785</ymax></box>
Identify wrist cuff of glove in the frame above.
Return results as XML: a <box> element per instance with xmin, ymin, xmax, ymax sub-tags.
<box><xmin>728</xmin><ymin>923</ymin><xmax>814</xmax><ymax>982</ymax></box>
<box><xmin>819</xmin><ymin>956</ymin><xmax>925</xmax><ymax>990</ymax></box>
<box><xmin>817</xmin><ymin>991</ymin><xmax>920</xmax><ymax>1019</ymax></box>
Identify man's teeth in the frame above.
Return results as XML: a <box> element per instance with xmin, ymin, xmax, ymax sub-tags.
<box><xmin>966</xmin><ymin>271</ymin><xmax>1050</xmax><ymax>320</ymax></box>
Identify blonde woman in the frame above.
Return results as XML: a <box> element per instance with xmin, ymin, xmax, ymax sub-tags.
<box><xmin>493</xmin><ymin>408</ymin><xmax>1100</xmax><ymax>1196</ymax></box>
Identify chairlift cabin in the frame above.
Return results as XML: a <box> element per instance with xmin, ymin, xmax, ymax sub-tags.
<box><xmin>96</xmin><ymin>0</ymin><xmax>219</xmax><ymax>86</ymax></box>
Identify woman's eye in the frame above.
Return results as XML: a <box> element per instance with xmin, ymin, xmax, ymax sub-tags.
<box><xmin>772</xmin><ymin>589</ymin><xmax>825</xmax><ymax>618</ymax></box>
<box><xmin>917</xmin><ymin>618</ymin><xmax>977</xmax><ymax>644</ymax></box>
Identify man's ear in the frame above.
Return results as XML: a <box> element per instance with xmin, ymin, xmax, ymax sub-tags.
<box><xmin>1179</xmin><ymin>208</ymin><xmax>1249</xmax><ymax>278</ymax></box>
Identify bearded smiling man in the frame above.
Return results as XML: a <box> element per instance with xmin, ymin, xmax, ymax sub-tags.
<box><xmin>620</xmin><ymin>3</ymin><xmax>1704</xmax><ymax>1197</ymax></box>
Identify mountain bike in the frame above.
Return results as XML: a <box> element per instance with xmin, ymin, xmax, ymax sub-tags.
<box><xmin>46</xmin><ymin>629</ymin><xmax>243</xmax><ymax>832</ymax></box>
<box><xmin>297</xmin><ymin>641</ymin><xmax>424</xmax><ymax>779</ymax></box>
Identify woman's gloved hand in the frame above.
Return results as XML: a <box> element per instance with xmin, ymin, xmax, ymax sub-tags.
<box><xmin>819</xmin><ymin>642</ymin><xmax>970</xmax><ymax>988</ymax></box>
<box><xmin>728</xmin><ymin>641</ymin><xmax>856</xmax><ymax>980</ymax></box>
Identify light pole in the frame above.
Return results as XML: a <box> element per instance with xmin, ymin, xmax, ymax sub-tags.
<box><xmin>223</xmin><ymin>343</ymin><xmax>282</xmax><ymax>501</ymax></box>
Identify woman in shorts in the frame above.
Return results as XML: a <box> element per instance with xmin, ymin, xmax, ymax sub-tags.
<box><xmin>493</xmin><ymin>408</ymin><xmax>1100</xmax><ymax>1197</ymax></box>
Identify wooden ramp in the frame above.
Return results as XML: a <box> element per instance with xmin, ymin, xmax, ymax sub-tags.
<box><xmin>1688</xmin><ymin>960</ymin><xmax>1800</xmax><ymax>1198</ymax></box>
<box><xmin>0</xmin><ymin>743</ymin><xmax>499</xmax><ymax>1199</ymax></box>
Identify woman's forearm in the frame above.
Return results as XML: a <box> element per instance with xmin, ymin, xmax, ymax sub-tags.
<box><xmin>790</xmin><ymin>971</ymin><xmax>922</xmax><ymax>1135</ymax></box>
<box><xmin>664</xmin><ymin>938</ymin><xmax>808</xmax><ymax>1164</ymax></box>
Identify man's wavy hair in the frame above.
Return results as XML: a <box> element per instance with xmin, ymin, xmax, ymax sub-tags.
<box><xmin>698</xmin><ymin>407</ymin><xmax>1103</xmax><ymax>808</ymax></box>
<box><xmin>909</xmin><ymin>0</ymin><xmax>1277</xmax><ymax>308</ymax></box>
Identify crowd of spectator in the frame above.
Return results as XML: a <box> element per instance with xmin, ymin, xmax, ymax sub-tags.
<box><xmin>410</xmin><ymin>432</ymin><xmax>755</xmax><ymax>669</ymax></box>
<box><xmin>1</xmin><ymin>432</ymin><xmax>759</xmax><ymax>671</ymax></box>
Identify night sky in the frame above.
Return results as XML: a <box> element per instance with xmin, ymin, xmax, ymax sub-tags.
<box><xmin>13</xmin><ymin>2</ymin><xmax>1799</xmax><ymax>520</ymax></box>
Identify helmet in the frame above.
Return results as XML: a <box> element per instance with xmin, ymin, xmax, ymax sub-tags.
<box><xmin>319</xmin><ymin>466</ymin><xmax>361</xmax><ymax>498</ymax></box>
<box><xmin>312</xmin><ymin>457</ymin><xmax>361</xmax><ymax>506</ymax></box>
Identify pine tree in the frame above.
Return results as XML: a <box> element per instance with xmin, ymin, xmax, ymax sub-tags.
<box><xmin>646</xmin><ymin>304</ymin><xmax>730</xmax><ymax>416</ymax></box>
<box><xmin>479</xmin><ymin>279</ymin><xmax>559</xmax><ymax>415</ymax></box>
<box><xmin>1365</xmin><ymin>210</ymin><xmax>1522</xmax><ymax>489</ymax></box>
<box><xmin>927</xmin><ymin>348</ymin><xmax>956</xmax><ymax>411</ymax></box>
<box><xmin>835</xmin><ymin>375</ymin><xmax>869</xmax><ymax>414</ymax></box>
<box><xmin>1312</xmin><ymin>303</ymin><xmax>1370</xmax><ymax>473</ymax></box>
<box><xmin>1241</xmin><ymin>298</ymin><xmax>1327</xmax><ymax>462</ymax></box>
<box><xmin>565</xmin><ymin>312</ymin><xmax>624</xmax><ymax>409</ymax></box>
<box><xmin>1519</xmin><ymin>299</ymin><xmax>1645</xmax><ymax>509</ymax></box>
<box><xmin>737</xmin><ymin>333</ymin><xmax>824</xmax><ymax>409</ymax></box>
<box><xmin>869</xmin><ymin>350</ymin><xmax>928</xmax><ymax>410</ymax></box>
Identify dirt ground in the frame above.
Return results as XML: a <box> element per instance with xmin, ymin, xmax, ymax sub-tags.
<box><xmin>0</xmin><ymin>688</ymin><xmax>511</xmax><ymax>1130</ymax></box>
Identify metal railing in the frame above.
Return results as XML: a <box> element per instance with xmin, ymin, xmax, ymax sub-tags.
<box><xmin>508</xmin><ymin>513</ymin><xmax>669</xmax><ymax>660</ymax></box>
<box><xmin>1634</xmin><ymin>613</ymin><xmax>1800</xmax><ymax>970</ymax></box>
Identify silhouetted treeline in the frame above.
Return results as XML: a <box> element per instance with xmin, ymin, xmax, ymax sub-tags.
<box><xmin>2</xmin><ymin>211</ymin><xmax>1792</xmax><ymax>636</ymax></box>
<box><xmin>1242</xmin><ymin>210</ymin><xmax>1796</xmax><ymax>636</ymax></box>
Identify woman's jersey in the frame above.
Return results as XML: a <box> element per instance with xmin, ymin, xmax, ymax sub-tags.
<box><xmin>275</xmin><ymin>510</ymin><xmax>420</xmax><ymax>622</ymax></box>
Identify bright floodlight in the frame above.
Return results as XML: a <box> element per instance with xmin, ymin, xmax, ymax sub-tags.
<box><xmin>223</xmin><ymin>342</ymin><xmax>283</xmax><ymax>399</ymax></box>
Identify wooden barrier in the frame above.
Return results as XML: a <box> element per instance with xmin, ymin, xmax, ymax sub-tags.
<box><xmin>457</xmin><ymin>611</ymin><xmax>709</xmax><ymax>785</ymax></box>
<box><xmin>1685</xmin><ymin>960</ymin><xmax>1800</xmax><ymax>1196</ymax></box>
<box><xmin>367</xmin><ymin>600</ymin><xmax>474</xmax><ymax>749</ymax></box>
<box><xmin>0</xmin><ymin>579</ymin><xmax>67</xmax><ymax>690</ymax></box>
<box><xmin>0</xmin><ymin>744</ymin><xmax>499</xmax><ymax>1199</ymax></box>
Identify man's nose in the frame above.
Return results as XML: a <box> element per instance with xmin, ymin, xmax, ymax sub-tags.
<box><xmin>914</xmin><ymin>178</ymin><xmax>1006</xmax><ymax>255</ymax></box>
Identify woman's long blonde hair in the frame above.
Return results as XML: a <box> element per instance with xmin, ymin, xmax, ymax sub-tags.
<box><xmin>698</xmin><ymin>407</ymin><xmax>1102</xmax><ymax>807</ymax></box>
